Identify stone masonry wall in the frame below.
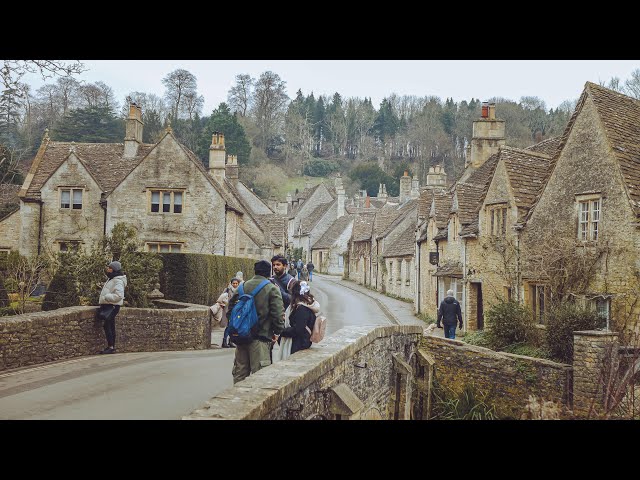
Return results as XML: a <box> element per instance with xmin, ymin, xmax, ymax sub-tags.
<box><xmin>421</xmin><ymin>335</ymin><xmax>572</xmax><ymax>418</ymax></box>
<box><xmin>0</xmin><ymin>301</ymin><xmax>210</xmax><ymax>371</ymax></box>
<box><xmin>184</xmin><ymin>325</ymin><xmax>423</xmax><ymax>420</ymax></box>
<box><xmin>0</xmin><ymin>210</ymin><xmax>20</xmax><ymax>251</ymax></box>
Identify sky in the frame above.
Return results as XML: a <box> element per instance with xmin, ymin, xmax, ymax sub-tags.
<box><xmin>21</xmin><ymin>60</ymin><xmax>640</xmax><ymax>114</ymax></box>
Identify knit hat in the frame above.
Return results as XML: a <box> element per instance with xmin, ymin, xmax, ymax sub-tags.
<box><xmin>235</xmin><ymin>271</ymin><xmax>244</xmax><ymax>281</ymax></box>
<box><xmin>254</xmin><ymin>260</ymin><xmax>272</xmax><ymax>277</ymax></box>
<box><xmin>108</xmin><ymin>261</ymin><xmax>122</xmax><ymax>271</ymax></box>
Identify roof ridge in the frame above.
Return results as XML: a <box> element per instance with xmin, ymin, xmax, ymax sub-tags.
<box><xmin>500</xmin><ymin>145</ymin><xmax>551</xmax><ymax>160</ymax></box>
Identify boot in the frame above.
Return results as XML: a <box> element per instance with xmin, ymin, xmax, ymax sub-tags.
<box><xmin>221</xmin><ymin>338</ymin><xmax>230</xmax><ymax>348</ymax></box>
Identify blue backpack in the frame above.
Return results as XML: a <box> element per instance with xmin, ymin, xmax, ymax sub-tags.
<box><xmin>228</xmin><ymin>280</ymin><xmax>270</xmax><ymax>345</ymax></box>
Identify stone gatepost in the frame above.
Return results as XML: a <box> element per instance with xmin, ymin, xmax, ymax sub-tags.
<box><xmin>573</xmin><ymin>330</ymin><xmax>619</xmax><ymax>418</ymax></box>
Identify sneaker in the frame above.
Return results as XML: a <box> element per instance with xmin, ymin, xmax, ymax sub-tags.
<box><xmin>99</xmin><ymin>347</ymin><xmax>115</xmax><ymax>354</ymax></box>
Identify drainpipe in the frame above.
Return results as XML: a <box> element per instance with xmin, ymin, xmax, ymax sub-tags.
<box><xmin>462</xmin><ymin>237</ymin><xmax>467</xmax><ymax>334</ymax></box>
<box><xmin>101</xmin><ymin>199</ymin><xmax>107</xmax><ymax>236</ymax></box>
<box><xmin>416</xmin><ymin>234</ymin><xmax>421</xmax><ymax>314</ymax></box>
<box><xmin>434</xmin><ymin>239</ymin><xmax>440</xmax><ymax>313</ymax></box>
<box><xmin>515</xmin><ymin>225</ymin><xmax>522</xmax><ymax>303</ymax></box>
<box><xmin>37</xmin><ymin>200</ymin><xmax>43</xmax><ymax>255</ymax></box>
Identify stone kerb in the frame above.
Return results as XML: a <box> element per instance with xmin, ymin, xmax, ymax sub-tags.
<box><xmin>183</xmin><ymin>324</ymin><xmax>423</xmax><ymax>420</ymax></box>
<box><xmin>0</xmin><ymin>302</ymin><xmax>210</xmax><ymax>371</ymax></box>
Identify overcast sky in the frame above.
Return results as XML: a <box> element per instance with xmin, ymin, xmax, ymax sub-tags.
<box><xmin>22</xmin><ymin>60</ymin><xmax>640</xmax><ymax>114</ymax></box>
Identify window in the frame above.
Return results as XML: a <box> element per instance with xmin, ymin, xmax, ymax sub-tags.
<box><xmin>149</xmin><ymin>190</ymin><xmax>184</xmax><ymax>214</ymax></box>
<box><xmin>0</xmin><ymin>248</ymin><xmax>10</xmax><ymax>256</ymax></box>
<box><xmin>438</xmin><ymin>277</ymin><xmax>464</xmax><ymax>310</ymax></box>
<box><xmin>504</xmin><ymin>286</ymin><xmax>513</xmax><ymax>301</ymax></box>
<box><xmin>530</xmin><ymin>284</ymin><xmax>546</xmax><ymax>324</ymax></box>
<box><xmin>577</xmin><ymin>197</ymin><xmax>601</xmax><ymax>241</ymax></box>
<box><xmin>60</xmin><ymin>188</ymin><xmax>83</xmax><ymax>209</ymax></box>
<box><xmin>451</xmin><ymin>215</ymin><xmax>459</xmax><ymax>241</ymax></box>
<box><xmin>487</xmin><ymin>204</ymin><xmax>508</xmax><ymax>236</ymax></box>
<box><xmin>146</xmin><ymin>242</ymin><xmax>183</xmax><ymax>253</ymax></box>
<box><xmin>58</xmin><ymin>241</ymin><xmax>80</xmax><ymax>252</ymax></box>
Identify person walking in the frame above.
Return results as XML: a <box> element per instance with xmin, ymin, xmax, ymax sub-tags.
<box><xmin>98</xmin><ymin>261</ymin><xmax>127</xmax><ymax>354</ymax></box>
<box><xmin>300</xmin><ymin>264</ymin><xmax>310</xmax><ymax>281</ymax></box>
<box><xmin>296</xmin><ymin>259</ymin><xmax>304</xmax><ymax>279</ymax></box>
<box><xmin>279</xmin><ymin>280</ymin><xmax>320</xmax><ymax>355</ymax></box>
<box><xmin>287</xmin><ymin>263</ymin><xmax>297</xmax><ymax>278</ymax></box>
<box><xmin>437</xmin><ymin>289</ymin><xmax>463</xmax><ymax>339</ymax></box>
<box><xmin>306</xmin><ymin>261</ymin><xmax>314</xmax><ymax>282</ymax></box>
<box><xmin>214</xmin><ymin>277</ymin><xmax>240</xmax><ymax>348</ymax></box>
<box><xmin>270</xmin><ymin>254</ymin><xmax>293</xmax><ymax>310</ymax></box>
<box><xmin>227</xmin><ymin>260</ymin><xmax>285</xmax><ymax>384</ymax></box>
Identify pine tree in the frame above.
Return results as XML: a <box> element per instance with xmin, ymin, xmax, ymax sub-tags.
<box><xmin>197</xmin><ymin>103</ymin><xmax>252</xmax><ymax>166</ymax></box>
<box><xmin>52</xmin><ymin>106</ymin><xmax>123</xmax><ymax>143</ymax></box>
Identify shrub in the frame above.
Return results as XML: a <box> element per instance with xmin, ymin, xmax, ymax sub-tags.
<box><xmin>463</xmin><ymin>331</ymin><xmax>492</xmax><ymax>348</ymax></box>
<box><xmin>303</xmin><ymin>159</ymin><xmax>339</xmax><ymax>177</ymax></box>
<box><xmin>431</xmin><ymin>382</ymin><xmax>498</xmax><ymax>420</ymax></box>
<box><xmin>484</xmin><ymin>301</ymin><xmax>536</xmax><ymax>350</ymax></box>
<box><xmin>0</xmin><ymin>275</ymin><xmax>8</xmax><ymax>307</ymax></box>
<box><xmin>545</xmin><ymin>303</ymin><xmax>606</xmax><ymax>363</ymax></box>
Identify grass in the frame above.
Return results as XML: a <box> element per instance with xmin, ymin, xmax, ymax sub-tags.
<box><xmin>273</xmin><ymin>176</ymin><xmax>327</xmax><ymax>200</ymax></box>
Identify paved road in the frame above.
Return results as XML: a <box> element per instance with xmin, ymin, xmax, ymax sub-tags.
<box><xmin>0</xmin><ymin>274</ymin><xmax>392</xmax><ymax>420</ymax></box>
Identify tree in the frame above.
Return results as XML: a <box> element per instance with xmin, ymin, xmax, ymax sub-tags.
<box><xmin>348</xmin><ymin>163</ymin><xmax>396</xmax><ymax>197</ymax></box>
<box><xmin>1</xmin><ymin>60</ymin><xmax>85</xmax><ymax>91</ymax></box>
<box><xmin>162</xmin><ymin>69</ymin><xmax>200</xmax><ymax>120</ymax></box>
<box><xmin>3</xmin><ymin>251</ymin><xmax>48</xmax><ymax>314</ymax></box>
<box><xmin>52</xmin><ymin>106</ymin><xmax>123</xmax><ymax>143</ymax></box>
<box><xmin>624</xmin><ymin>69</ymin><xmax>640</xmax><ymax>99</ymax></box>
<box><xmin>227</xmin><ymin>74</ymin><xmax>254</xmax><ymax>117</ymax></box>
<box><xmin>197</xmin><ymin>102</ymin><xmax>251</xmax><ymax>166</ymax></box>
<box><xmin>251</xmin><ymin>71</ymin><xmax>289</xmax><ymax>153</ymax></box>
<box><xmin>0</xmin><ymin>143</ymin><xmax>25</xmax><ymax>184</ymax></box>
<box><xmin>123</xmin><ymin>91</ymin><xmax>168</xmax><ymax>143</ymax></box>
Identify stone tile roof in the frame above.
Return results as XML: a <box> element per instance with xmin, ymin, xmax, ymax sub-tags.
<box><xmin>501</xmin><ymin>146</ymin><xmax>552</xmax><ymax>212</ymax></box>
<box><xmin>453</xmin><ymin>154</ymin><xmax>499</xmax><ymax>225</ymax></box>
<box><xmin>433</xmin><ymin>229</ymin><xmax>448</xmax><ymax>241</ymax></box>
<box><xmin>435</xmin><ymin>262</ymin><xmax>463</xmax><ymax>277</ymax></box>
<box><xmin>585</xmin><ymin>82</ymin><xmax>640</xmax><ymax>218</ymax></box>
<box><xmin>377</xmin><ymin>200</ymin><xmax>417</xmax><ymax>240</ymax></box>
<box><xmin>382</xmin><ymin>222</ymin><xmax>416</xmax><ymax>257</ymax></box>
<box><xmin>256</xmin><ymin>213</ymin><xmax>286</xmax><ymax>247</ymax></box>
<box><xmin>460</xmin><ymin>219</ymin><xmax>479</xmax><ymax>237</ymax></box>
<box><xmin>351</xmin><ymin>214</ymin><xmax>375</xmax><ymax>241</ymax></box>
<box><xmin>24</xmin><ymin>141</ymin><xmax>155</xmax><ymax>199</ymax></box>
<box><xmin>312</xmin><ymin>214</ymin><xmax>354</xmax><ymax>250</ymax></box>
<box><xmin>299</xmin><ymin>201</ymin><xmax>335</xmax><ymax>235</ymax></box>
<box><xmin>373</xmin><ymin>200</ymin><xmax>416</xmax><ymax>239</ymax></box>
<box><xmin>431</xmin><ymin>190</ymin><xmax>453</xmax><ymax>229</ymax></box>
<box><xmin>525</xmin><ymin>136</ymin><xmax>561</xmax><ymax>157</ymax></box>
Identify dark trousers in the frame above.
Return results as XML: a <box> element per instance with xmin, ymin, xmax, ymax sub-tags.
<box><xmin>444</xmin><ymin>324</ymin><xmax>457</xmax><ymax>339</ymax></box>
<box><xmin>103</xmin><ymin>305</ymin><xmax>121</xmax><ymax>347</ymax></box>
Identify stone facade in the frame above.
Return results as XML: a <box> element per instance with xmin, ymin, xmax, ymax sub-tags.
<box><xmin>0</xmin><ymin>300</ymin><xmax>210</xmax><ymax>371</ymax></box>
<box><xmin>421</xmin><ymin>335</ymin><xmax>572</xmax><ymax>418</ymax></box>
<box><xmin>0</xmin><ymin>210</ymin><xmax>20</xmax><ymax>252</ymax></box>
<box><xmin>184</xmin><ymin>325</ymin><xmax>423</xmax><ymax>420</ymax></box>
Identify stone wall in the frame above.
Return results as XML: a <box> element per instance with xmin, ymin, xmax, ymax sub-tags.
<box><xmin>0</xmin><ymin>301</ymin><xmax>210</xmax><ymax>371</ymax></box>
<box><xmin>0</xmin><ymin>210</ymin><xmax>20</xmax><ymax>251</ymax></box>
<box><xmin>421</xmin><ymin>335</ymin><xmax>572</xmax><ymax>418</ymax></box>
<box><xmin>184</xmin><ymin>325</ymin><xmax>423</xmax><ymax>420</ymax></box>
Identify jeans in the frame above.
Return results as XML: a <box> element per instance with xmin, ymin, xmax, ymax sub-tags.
<box><xmin>309</xmin><ymin>271</ymin><xmax>313</xmax><ymax>281</ymax></box>
<box><xmin>444</xmin><ymin>324</ymin><xmax>457</xmax><ymax>339</ymax></box>
<box><xmin>223</xmin><ymin>325</ymin><xmax>230</xmax><ymax>343</ymax></box>
<box><xmin>102</xmin><ymin>304</ymin><xmax>121</xmax><ymax>347</ymax></box>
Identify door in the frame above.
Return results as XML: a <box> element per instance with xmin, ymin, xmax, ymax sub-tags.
<box><xmin>476</xmin><ymin>283</ymin><xmax>484</xmax><ymax>330</ymax></box>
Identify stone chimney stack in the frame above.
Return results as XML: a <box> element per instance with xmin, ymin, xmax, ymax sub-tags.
<box><xmin>305</xmin><ymin>178</ymin><xmax>311</xmax><ymax>191</ymax></box>
<box><xmin>399</xmin><ymin>171</ymin><xmax>412</xmax><ymax>203</ymax></box>
<box><xmin>124</xmin><ymin>102</ymin><xmax>144</xmax><ymax>157</ymax></box>
<box><xmin>468</xmin><ymin>101</ymin><xmax>505</xmax><ymax>169</ymax></box>
<box><xmin>209</xmin><ymin>132</ymin><xmax>226</xmax><ymax>182</ymax></box>
<box><xmin>427</xmin><ymin>165</ymin><xmax>447</xmax><ymax>187</ymax></box>
<box><xmin>226</xmin><ymin>154</ymin><xmax>239</xmax><ymax>182</ymax></box>
<box><xmin>365</xmin><ymin>194</ymin><xmax>371</xmax><ymax>208</ymax></box>
<box><xmin>379</xmin><ymin>184</ymin><xmax>388</xmax><ymax>199</ymax></box>
<box><xmin>335</xmin><ymin>174</ymin><xmax>346</xmax><ymax>218</ymax></box>
<box><xmin>410</xmin><ymin>175</ymin><xmax>420</xmax><ymax>199</ymax></box>
<box><xmin>286</xmin><ymin>192</ymin><xmax>293</xmax><ymax>207</ymax></box>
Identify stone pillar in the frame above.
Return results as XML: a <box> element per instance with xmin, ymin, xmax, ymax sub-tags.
<box><xmin>572</xmin><ymin>330</ymin><xmax>619</xmax><ymax>418</ymax></box>
<box><xmin>399</xmin><ymin>171</ymin><xmax>411</xmax><ymax>203</ymax></box>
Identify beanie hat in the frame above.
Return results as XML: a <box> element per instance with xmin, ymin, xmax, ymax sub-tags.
<box><xmin>108</xmin><ymin>261</ymin><xmax>122</xmax><ymax>271</ymax></box>
<box><xmin>254</xmin><ymin>260</ymin><xmax>272</xmax><ymax>277</ymax></box>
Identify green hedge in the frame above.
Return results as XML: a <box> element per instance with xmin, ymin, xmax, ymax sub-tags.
<box><xmin>159</xmin><ymin>253</ymin><xmax>256</xmax><ymax>305</ymax></box>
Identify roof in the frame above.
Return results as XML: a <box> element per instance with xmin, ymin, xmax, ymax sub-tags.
<box><xmin>377</xmin><ymin>200</ymin><xmax>417</xmax><ymax>240</ymax></box>
<box><xmin>256</xmin><ymin>213</ymin><xmax>286</xmax><ymax>246</ymax></box>
<box><xmin>351</xmin><ymin>214</ymin><xmax>375</xmax><ymax>242</ymax></box>
<box><xmin>382</xmin><ymin>222</ymin><xmax>415</xmax><ymax>257</ymax></box>
<box><xmin>434</xmin><ymin>262</ymin><xmax>463</xmax><ymax>277</ymax></box>
<box><xmin>460</xmin><ymin>219</ymin><xmax>479</xmax><ymax>237</ymax></box>
<box><xmin>298</xmin><ymin>201</ymin><xmax>335</xmax><ymax>235</ymax></box>
<box><xmin>500</xmin><ymin>146</ymin><xmax>552</xmax><ymax>212</ymax></box>
<box><xmin>585</xmin><ymin>82</ymin><xmax>640</xmax><ymax>218</ymax></box>
<box><xmin>24</xmin><ymin>141</ymin><xmax>155</xmax><ymax>199</ymax></box>
<box><xmin>431</xmin><ymin>190</ymin><xmax>453</xmax><ymax>229</ymax></box>
<box><xmin>525</xmin><ymin>136</ymin><xmax>561</xmax><ymax>157</ymax></box>
<box><xmin>452</xmin><ymin>153</ymin><xmax>499</xmax><ymax>225</ymax></box>
<box><xmin>433</xmin><ymin>229</ymin><xmax>448</xmax><ymax>241</ymax></box>
<box><xmin>312</xmin><ymin>215</ymin><xmax>354</xmax><ymax>250</ymax></box>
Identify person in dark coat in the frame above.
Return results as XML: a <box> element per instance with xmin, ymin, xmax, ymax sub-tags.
<box><xmin>270</xmin><ymin>254</ymin><xmax>293</xmax><ymax>310</ymax></box>
<box><xmin>437</xmin><ymin>289</ymin><xmax>463</xmax><ymax>339</ymax></box>
<box><xmin>279</xmin><ymin>280</ymin><xmax>320</xmax><ymax>354</ymax></box>
<box><xmin>306</xmin><ymin>262</ymin><xmax>314</xmax><ymax>281</ymax></box>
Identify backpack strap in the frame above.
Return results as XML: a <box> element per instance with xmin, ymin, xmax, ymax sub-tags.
<box><xmin>238</xmin><ymin>283</ymin><xmax>245</xmax><ymax>296</ymax></box>
<box><xmin>249</xmin><ymin>279</ymin><xmax>270</xmax><ymax>297</ymax></box>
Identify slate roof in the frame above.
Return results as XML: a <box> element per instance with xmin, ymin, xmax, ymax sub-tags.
<box><xmin>312</xmin><ymin>215</ymin><xmax>354</xmax><ymax>249</ymax></box>
<box><xmin>382</xmin><ymin>222</ymin><xmax>416</xmax><ymax>257</ymax></box>
<box><xmin>351</xmin><ymin>214</ymin><xmax>375</xmax><ymax>242</ymax></box>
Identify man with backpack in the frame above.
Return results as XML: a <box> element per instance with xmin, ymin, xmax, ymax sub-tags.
<box><xmin>227</xmin><ymin>260</ymin><xmax>284</xmax><ymax>384</ymax></box>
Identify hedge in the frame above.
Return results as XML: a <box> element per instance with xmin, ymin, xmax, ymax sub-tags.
<box><xmin>159</xmin><ymin>253</ymin><xmax>256</xmax><ymax>306</ymax></box>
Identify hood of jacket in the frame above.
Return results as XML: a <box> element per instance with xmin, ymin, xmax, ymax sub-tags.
<box><xmin>299</xmin><ymin>299</ymin><xmax>321</xmax><ymax>314</ymax></box>
<box><xmin>445</xmin><ymin>296</ymin><xmax>455</xmax><ymax>304</ymax></box>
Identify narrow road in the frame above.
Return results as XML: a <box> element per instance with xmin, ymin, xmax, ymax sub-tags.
<box><xmin>0</xmin><ymin>274</ymin><xmax>392</xmax><ymax>419</ymax></box>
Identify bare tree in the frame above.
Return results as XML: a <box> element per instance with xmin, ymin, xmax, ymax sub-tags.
<box><xmin>162</xmin><ymin>69</ymin><xmax>199</xmax><ymax>120</ymax></box>
<box><xmin>228</xmin><ymin>74</ymin><xmax>254</xmax><ymax>117</ymax></box>
<box><xmin>182</xmin><ymin>91</ymin><xmax>204</xmax><ymax>120</ymax></box>
<box><xmin>4</xmin><ymin>253</ymin><xmax>48</xmax><ymax>314</ymax></box>
<box><xmin>1</xmin><ymin>60</ymin><xmax>86</xmax><ymax>90</ymax></box>
<box><xmin>251</xmin><ymin>71</ymin><xmax>289</xmax><ymax>151</ymax></box>
<box><xmin>624</xmin><ymin>69</ymin><xmax>640</xmax><ymax>99</ymax></box>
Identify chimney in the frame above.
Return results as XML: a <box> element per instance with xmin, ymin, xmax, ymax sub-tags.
<box><xmin>336</xmin><ymin>174</ymin><xmax>345</xmax><ymax>218</ymax></box>
<box><xmin>124</xmin><ymin>102</ymin><xmax>144</xmax><ymax>157</ymax></box>
<box><xmin>226</xmin><ymin>154</ymin><xmax>239</xmax><ymax>182</ymax></box>
<box><xmin>427</xmin><ymin>165</ymin><xmax>447</xmax><ymax>186</ymax></box>
<box><xmin>380</xmin><ymin>184</ymin><xmax>388</xmax><ymax>198</ymax></box>
<box><xmin>399</xmin><ymin>171</ymin><xmax>412</xmax><ymax>203</ymax></box>
<box><xmin>410</xmin><ymin>175</ymin><xmax>420</xmax><ymax>199</ymax></box>
<box><xmin>209</xmin><ymin>132</ymin><xmax>226</xmax><ymax>182</ymax></box>
<box><xmin>481</xmin><ymin>101</ymin><xmax>489</xmax><ymax>118</ymax></box>
<box><xmin>286</xmin><ymin>192</ymin><xmax>293</xmax><ymax>206</ymax></box>
<box><xmin>305</xmin><ymin>178</ymin><xmax>311</xmax><ymax>191</ymax></box>
<box><xmin>365</xmin><ymin>194</ymin><xmax>370</xmax><ymax>209</ymax></box>
<box><xmin>465</xmin><ymin>101</ymin><xmax>505</xmax><ymax>173</ymax></box>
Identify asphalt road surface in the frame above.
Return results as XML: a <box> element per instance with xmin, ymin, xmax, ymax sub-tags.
<box><xmin>0</xmin><ymin>274</ymin><xmax>391</xmax><ymax>420</ymax></box>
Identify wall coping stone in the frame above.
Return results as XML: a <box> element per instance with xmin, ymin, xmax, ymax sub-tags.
<box><xmin>573</xmin><ymin>329</ymin><xmax>619</xmax><ymax>338</ymax></box>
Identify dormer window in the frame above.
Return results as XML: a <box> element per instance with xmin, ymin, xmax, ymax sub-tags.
<box><xmin>486</xmin><ymin>203</ymin><xmax>508</xmax><ymax>236</ymax></box>
<box><xmin>60</xmin><ymin>188</ymin><xmax>83</xmax><ymax>210</ymax></box>
<box><xmin>149</xmin><ymin>189</ymin><xmax>184</xmax><ymax>214</ymax></box>
<box><xmin>576</xmin><ymin>194</ymin><xmax>601</xmax><ymax>241</ymax></box>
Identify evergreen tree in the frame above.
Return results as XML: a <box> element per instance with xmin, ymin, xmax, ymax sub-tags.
<box><xmin>52</xmin><ymin>106</ymin><xmax>124</xmax><ymax>143</ymax></box>
<box><xmin>348</xmin><ymin>163</ymin><xmax>397</xmax><ymax>197</ymax></box>
<box><xmin>373</xmin><ymin>98</ymin><xmax>399</xmax><ymax>143</ymax></box>
<box><xmin>197</xmin><ymin>102</ymin><xmax>252</xmax><ymax>166</ymax></box>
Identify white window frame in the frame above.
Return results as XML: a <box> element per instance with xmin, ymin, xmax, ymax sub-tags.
<box><xmin>576</xmin><ymin>194</ymin><xmax>601</xmax><ymax>242</ymax></box>
<box><xmin>148</xmin><ymin>189</ymin><xmax>185</xmax><ymax>214</ymax></box>
<box><xmin>438</xmin><ymin>277</ymin><xmax>464</xmax><ymax>310</ymax></box>
<box><xmin>60</xmin><ymin>188</ymin><xmax>83</xmax><ymax>210</ymax></box>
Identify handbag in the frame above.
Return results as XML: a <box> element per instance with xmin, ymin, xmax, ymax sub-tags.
<box><xmin>97</xmin><ymin>304</ymin><xmax>116</xmax><ymax>321</ymax></box>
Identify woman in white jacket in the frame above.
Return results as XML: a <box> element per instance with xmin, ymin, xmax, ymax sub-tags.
<box><xmin>98</xmin><ymin>261</ymin><xmax>128</xmax><ymax>354</ymax></box>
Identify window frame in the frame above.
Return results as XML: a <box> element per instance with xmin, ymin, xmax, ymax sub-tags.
<box><xmin>576</xmin><ymin>194</ymin><xmax>602</xmax><ymax>242</ymax></box>
<box><xmin>145</xmin><ymin>242</ymin><xmax>184</xmax><ymax>253</ymax></box>
<box><xmin>59</xmin><ymin>187</ymin><xmax>84</xmax><ymax>210</ymax></box>
<box><xmin>148</xmin><ymin>189</ymin><xmax>186</xmax><ymax>215</ymax></box>
<box><xmin>486</xmin><ymin>203</ymin><xmax>508</xmax><ymax>237</ymax></box>
<box><xmin>57</xmin><ymin>240</ymin><xmax>81</xmax><ymax>253</ymax></box>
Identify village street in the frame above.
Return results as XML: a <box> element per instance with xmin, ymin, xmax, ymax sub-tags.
<box><xmin>0</xmin><ymin>274</ymin><xmax>424</xmax><ymax>420</ymax></box>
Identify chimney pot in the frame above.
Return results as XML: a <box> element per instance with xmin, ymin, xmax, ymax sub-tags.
<box><xmin>481</xmin><ymin>102</ymin><xmax>489</xmax><ymax>118</ymax></box>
